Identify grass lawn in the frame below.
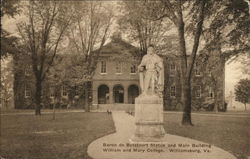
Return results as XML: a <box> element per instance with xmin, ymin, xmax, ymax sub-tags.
<box><xmin>0</xmin><ymin>108</ymin><xmax>84</xmax><ymax>114</ymax></box>
<box><xmin>164</xmin><ymin>113</ymin><xmax>250</xmax><ymax>159</ymax></box>
<box><xmin>0</xmin><ymin>112</ymin><xmax>115</xmax><ymax>159</ymax></box>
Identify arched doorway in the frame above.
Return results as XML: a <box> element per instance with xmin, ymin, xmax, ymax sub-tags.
<box><xmin>113</xmin><ymin>85</ymin><xmax>124</xmax><ymax>103</ymax></box>
<box><xmin>98</xmin><ymin>85</ymin><xmax>109</xmax><ymax>104</ymax></box>
<box><xmin>128</xmin><ymin>85</ymin><xmax>139</xmax><ymax>104</ymax></box>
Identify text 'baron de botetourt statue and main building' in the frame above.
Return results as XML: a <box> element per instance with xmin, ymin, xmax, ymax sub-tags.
<box><xmin>132</xmin><ymin>45</ymin><xmax>166</xmax><ymax>142</ymax></box>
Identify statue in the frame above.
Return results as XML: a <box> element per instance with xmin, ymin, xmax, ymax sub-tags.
<box><xmin>131</xmin><ymin>45</ymin><xmax>165</xmax><ymax>142</ymax></box>
<box><xmin>138</xmin><ymin>45</ymin><xmax>164</xmax><ymax>97</ymax></box>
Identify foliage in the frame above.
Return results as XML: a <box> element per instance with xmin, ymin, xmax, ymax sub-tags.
<box><xmin>196</xmin><ymin>0</ymin><xmax>250</xmax><ymax>112</ymax></box>
<box><xmin>44</xmin><ymin>1</ymin><xmax>113</xmax><ymax>112</ymax></box>
<box><xmin>138</xmin><ymin>0</ymin><xmax>249</xmax><ymax>124</ymax></box>
<box><xmin>148</xmin><ymin>0</ymin><xmax>208</xmax><ymax>125</ymax></box>
<box><xmin>200</xmin><ymin>0</ymin><xmax>249</xmax><ymax>62</ymax></box>
<box><xmin>118</xmin><ymin>1</ymin><xmax>172</xmax><ymax>56</ymax></box>
<box><xmin>235</xmin><ymin>78</ymin><xmax>250</xmax><ymax>109</ymax></box>
<box><xmin>16</xmin><ymin>1</ymin><xmax>74</xmax><ymax>115</ymax></box>
<box><xmin>0</xmin><ymin>56</ymin><xmax>14</xmax><ymax>108</ymax></box>
<box><xmin>1</xmin><ymin>0</ymin><xmax>20</xmax><ymax>17</ymax></box>
<box><xmin>197</xmin><ymin>47</ymin><xmax>225</xmax><ymax>112</ymax></box>
<box><xmin>68</xmin><ymin>1</ymin><xmax>113</xmax><ymax>81</ymax></box>
<box><xmin>1</xmin><ymin>0</ymin><xmax>20</xmax><ymax>57</ymax></box>
<box><xmin>1</xmin><ymin>30</ymin><xmax>19</xmax><ymax>57</ymax></box>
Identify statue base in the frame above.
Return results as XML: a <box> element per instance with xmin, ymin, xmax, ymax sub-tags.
<box><xmin>131</xmin><ymin>94</ymin><xmax>165</xmax><ymax>142</ymax></box>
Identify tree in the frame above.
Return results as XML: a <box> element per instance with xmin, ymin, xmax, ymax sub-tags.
<box><xmin>197</xmin><ymin>50</ymin><xmax>225</xmax><ymax>113</ymax></box>
<box><xmin>67</xmin><ymin>1</ymin><xmax>113</xmax><ymax>112</ymax></box>
<box><xmin>17</xmin><ymin>1</ymin><xmax>73</xmax><ymax>115</ymax></box>
<box><xmin>118</xmin><ymin>1</ymin><xmax>172</xmax><ymax>57</ymax></box>
<box><xmin>235</xmin><ymin>79</ymin><xmax>250</xmax><ymax>110</ymax></box>
<box><xmin>1</xmin><ymin>0</ymin><xmax>20</xmax><ymax>105</ymax></box>
<box><xmin>142</xmin><ymin>0</ymin><xmax>249</xmax><ymax>125</ymax></box>
<box><xmin>47</xmin><ymin>54</ymin><xmax>87</xmax><ymax>119</ymax></box>
<box><xmin>198</xmin><ymin>0</ymin><xmax>249</xmax><ymax>112</ymax></box>
<box><xmin>1</xmin><ymin>0</ymin><xmax>20</xmax><ymax>57</ymax></box>
<box><xmin>145</xmin><ymin>0</ymin><xmax>207</xmax><ymax>125</ymax></box>
<box><xmin>1</xmin><ymin>0</ymin><xmax>20</xmax><ymax>17</ymax></box>
<box><xmin>1</xmin><ymin>56</ymin><xmax>14</xmax><ymax>109</ymax></box>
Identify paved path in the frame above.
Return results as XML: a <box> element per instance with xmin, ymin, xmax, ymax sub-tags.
<box><xmin>87</xmin><ymin>111</ymin><xmax>237</xmax><ymax>159</ymax></box>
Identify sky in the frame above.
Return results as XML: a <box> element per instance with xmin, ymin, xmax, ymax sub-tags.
<box><xmin>2</xmin><ymin>2</ymin><xmax>249</xmax><ymax>100</ymax></box>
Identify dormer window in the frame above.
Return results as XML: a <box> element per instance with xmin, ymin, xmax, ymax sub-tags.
<box><xmin>130</xmin><ymin>64</ymin><xmax>136</xmax><ymax>74</ymax></box>
<box><xmin>100</xmin><ymin>61</ymin><xmax>106</xmax><ymax>74</ymax></box>
<box><xmin>116</xmin><ymin>62</ymin><xmax>122</xmax><ymax>74</ymax></box>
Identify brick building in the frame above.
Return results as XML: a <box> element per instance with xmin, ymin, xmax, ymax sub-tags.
<box><xmin>91</xmin><ymin>37</ymin><xmax>140</xmax><ymax>110</ymax></box>
<box><xmin>13</xmin><ymin>36</ymin><xmax>226</xmax><ymax>111</ymax></box>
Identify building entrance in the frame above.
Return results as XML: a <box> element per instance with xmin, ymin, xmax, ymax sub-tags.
<box><xmin>113</xmin><ymin>85</ymin><xmax>124</xmax><ymax>103</ymax></box>
<box><xmin>98</xmin><ymin>85</ymin><xmax>109</xmax><ymax>104</ymax></box>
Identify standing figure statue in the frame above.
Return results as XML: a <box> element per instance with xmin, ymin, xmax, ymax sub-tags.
<box><xmin>138</xmin><ymin>45</ymin><xmax>164</xmax><ymax>96</ymax></box>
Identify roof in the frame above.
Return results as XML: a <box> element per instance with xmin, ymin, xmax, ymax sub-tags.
<box><xmin>98</xmin><ymin>38</ymin><xmax>139</xmax><ymax>57</ymax></box>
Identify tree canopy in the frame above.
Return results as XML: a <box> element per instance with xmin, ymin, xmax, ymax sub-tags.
<box><xmin>235</xmin><ymin>78</ymin><xmax>250</xmax><ymax>110</ymax></box>
<box><xmin>1</xmin><ymin>0</ymin><xmax>20</xmax><ymax>57</ymax></box>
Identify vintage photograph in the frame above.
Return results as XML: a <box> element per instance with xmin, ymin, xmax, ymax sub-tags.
<box><xmin>1</xmin><ymin>0</ymin><xmax>250</xmax><ymax>159</ymax></box>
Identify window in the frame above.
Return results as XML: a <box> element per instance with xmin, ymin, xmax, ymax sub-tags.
<box><xmin>170</xmin><ymin>64</ymin><xmax>176</xmax><ymax>76</ymax></box>
<box><xmin>195</xmin><ymin>69</ymin><xmax>201</xmax><ymax>76</ymax></box>
<box><xmin>25</xmin><ymin>84</ymin><xmax>31</xmax><ymax>98</ymax></box>
<box><xmin>100</xmin><ymin>61</ymin><xmax>106</xmax><ymax>74</ymax></box>
<box><xmin>208</xmin><ymin>71</ymin><xmax>212</xmax><ymax>77</ymax></box>
<box><xmin>116</xmin><ymin>62</ymin><xmax>122</xmax><ymax>74</ymax></box>
<box><xmin>24</xmin><ymin>65</ymin><xmax>31</xmax><ymax>76</ymax></box>
<box><xmin>196</xmin><ymin>85</ymin><xmax>201</xmax><ymax>98</ymax></box>
<box><xmin>50</xmin><ymin>88</ymin><xmax>55</xmax><ymax>97</ymax></box>
<box><xmin>24</xmin><ymin>69</ymin><xmax>29</xmax><ymax>76</ymax></box>
<box><xmin>75</xmin><ymin>85</ymin><xmax>79</xmax><ymax>96</ymax></box>
<box><xmin>195</xmin><ymin>64</ymin><xmax>201</xmax><ymax>76</ymax></box>
<box><xmin>130</xmin><ymin>64</ymin><xmax>136</xmax><ymax>74</ymax></box>
<box><xmin>208</xmin><ymin>87</ymin><xmax>214</xmax><ymax>98</ymax></box>
<box><xmin>62</xmin><ymin>85</ymin><xmax>67</xmax><ymax>97</ymax></box>
<box><xmin>170</xmin><ymin>85</ymin><xmax>176</xmax><ymax>97</ymax></box>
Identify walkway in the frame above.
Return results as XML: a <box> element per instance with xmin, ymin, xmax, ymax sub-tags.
<box><xmin>87</xmin><ymin>111</ymin><xmax>237</xmax><ymax>159</ymax></box>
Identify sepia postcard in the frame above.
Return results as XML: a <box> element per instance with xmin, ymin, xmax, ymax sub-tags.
<box><xmin>1</xmin><ymin>0</ymin><xmax>249</xmax><ymax>159</ymax></box>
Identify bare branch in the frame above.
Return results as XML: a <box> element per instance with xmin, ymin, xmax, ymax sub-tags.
<box><xmin>187</xmin><ymin>0</ymin><xmax>206</xmax><ymax>78</ymax></box>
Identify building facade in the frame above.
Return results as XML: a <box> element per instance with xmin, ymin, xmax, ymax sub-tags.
<box><xmin>13</xmin><ymin>36</ymin><xmax>226</xmax><ymax>111</ymax></box>
<box><xmin>91</xmin><ymin>37</ymin><xmax>140</xmax><ymax>111</ymax></box>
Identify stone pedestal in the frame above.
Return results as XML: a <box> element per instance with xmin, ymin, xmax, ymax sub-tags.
<box><xmin>131</xmin><ymin>94</ymin><xmax>165</xmax><ymax>142</ymax></box>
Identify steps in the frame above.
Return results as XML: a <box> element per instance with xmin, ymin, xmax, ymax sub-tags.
<box><xmin>95</xmin><ymin>104</ymin><xmax>135</xmax><ymax>111</ymax></box>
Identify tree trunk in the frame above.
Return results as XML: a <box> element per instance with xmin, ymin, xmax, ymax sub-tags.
<box><xmin>4</xmin><ymin>100</ymin><xmax>8</xmax><ymax>109</ymax></box>
<box><xmin>84</xmin><ymin>83</ymin><xmax>89</xmax><ymax>112</ymax></box>
<box><xmin>214</xmin><ymin>87</ymin><xmax>218</xmax><ymax>113</ymax></box>
<box><xmin>52</xmin><ymin>98</ymin><xmax>56</xmax><ymax>120</ymax></box>
<box><xmin>177</xmin><ymin>19</ymin><xmax>193</xmax><ymax>126</ymax></box>
<box><xmin>35</xmin><ymin>80</ymin><xmax>42</xmax><ymax>115</ymax></box>
<box><xmin>181</xmin><ymin>79</ymin><xmax>193</xmax><ymax>126</ymax></box>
